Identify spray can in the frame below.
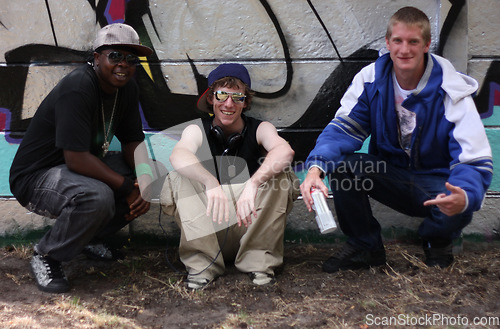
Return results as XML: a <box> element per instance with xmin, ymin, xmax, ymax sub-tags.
<box><xmin>311</xmin><ymin>189</ymin><xmax>337</xmax><ymax>234</ymax></box>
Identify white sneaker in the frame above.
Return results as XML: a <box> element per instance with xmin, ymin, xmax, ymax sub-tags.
<box><xmin>249</xmin><ymin>272</ymin><xmax>276</xmax><ymax>286</ymax></box>
<box><xmin>186</xmin><ymin>276</ymin><xmax>211</xmax><ymax>290</ymax></box>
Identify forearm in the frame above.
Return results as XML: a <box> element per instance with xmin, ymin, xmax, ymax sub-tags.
<box><xmin>64</xmin><ymin>151</ymin><xmax>125</xmax><ymax>190</ymax></box>
<box><xmin>122</xmin><ymin>141</ymin><xmax>143</xmax><ymax>169</ymax></box>
<box><xmin>249</xmin><ymin>144</ymin><xmax>294</xmax><ymax>187</ymax></box>
<box><xmin>170</xmin><ymin>149</ymin><xmax>220</xmax><ymax>189</ymax></box>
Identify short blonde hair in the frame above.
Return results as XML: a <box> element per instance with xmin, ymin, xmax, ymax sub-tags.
<box><xmin>386</xmin><ymin>6</ymin><xmax>431</xmax><ymax>45</ymax></box>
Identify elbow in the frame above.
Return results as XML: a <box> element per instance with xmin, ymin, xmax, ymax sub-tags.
<box><xmin>65</xmin><ymin>160</ymin><xmax>78</xmax><ymax>172</ymax></box>
<box><xmin>63</xmin><ymin>150</ymin><xmax>89</xmax><ymax>173</ymax></box>
<box><xmin>287</xmin><ymin>146</ymin><xmax>295</xmax><ymax>164</ymax></box>
<box><xmin>169</xmin><ymin>154</ymin><xmax>177</xmax><ymax>170</ymax></box>
<box><xmin>64</xmin><ymin>154</ymin><xmax>78</xmax><ymax>171</ymax></box>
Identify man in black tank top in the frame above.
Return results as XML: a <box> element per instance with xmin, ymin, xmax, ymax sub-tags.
<box><xmin>161</xmin><ymin>64</ymin><xmax>299</xmax><ymax>289</ymax></box>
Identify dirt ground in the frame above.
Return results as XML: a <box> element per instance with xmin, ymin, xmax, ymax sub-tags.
<box><xmin>1</xmin><ymin>238</ymin><xmax>499</xmax><ymax>329</ymax></box>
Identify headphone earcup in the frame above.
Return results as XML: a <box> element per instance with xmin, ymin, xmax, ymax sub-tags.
<box><xmin>225</xmin><ymin>133</ymin><xmax>243</xmax><ymax>152</ymax></box>
<box><xmin>210</xmin><ymin>125</ymin><xmax>226</xmax><ymax>147</ymax></box>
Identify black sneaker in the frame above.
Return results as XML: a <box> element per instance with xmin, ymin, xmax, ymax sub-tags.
<box><xmin>423</xmin><ymin>238</ymin><xmax>454</xmax><ymax>268</ymax></box>
<box><xmin>30</xmin><ymin>252</ymin><xmax>70</xmax><ymax>293</ymax></box>
<box><xmin>82</xmin><ymin>243</ymin><xmax>124</xmax><ymax>261</ymax></box>
<box><xmin>322</xmin><ymin>242</ymin><xmax>386</xmax><ymax>273</ymax></box>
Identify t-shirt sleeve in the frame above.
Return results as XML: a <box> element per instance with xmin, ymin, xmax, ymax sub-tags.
<box><xmin>54</xmin><ymin>91</ymin><xmax>95</xmax><ymax>152</ymax></box>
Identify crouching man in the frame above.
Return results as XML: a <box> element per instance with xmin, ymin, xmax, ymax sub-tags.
<box><xmin>161</xmin><ymin>64</ymin><xmax>299</xmax><ymax>289</ymax></box>
<box><xmin>300</xmin><ymin>7</ymin><xmax>492</xmax><ymax>272</ymax></box>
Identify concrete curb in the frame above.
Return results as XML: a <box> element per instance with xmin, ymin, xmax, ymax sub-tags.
<box><xmin>1</xmin><ymin>196</ymin><xmax>499</xmax><ymax>245</ymax></box>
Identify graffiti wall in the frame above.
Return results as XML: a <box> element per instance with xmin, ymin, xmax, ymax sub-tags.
<box><xmin>0</xmin><ymin>0</ymin><xmax>499</xmax><ymax>195</ymax></box>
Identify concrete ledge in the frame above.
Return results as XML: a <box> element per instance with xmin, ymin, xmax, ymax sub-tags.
<box><xmin>1</xmin><ymin>196</ymin><xmax>499</xmax><ymax>246</ymax></box>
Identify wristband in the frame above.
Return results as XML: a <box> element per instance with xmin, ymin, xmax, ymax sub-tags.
<box><xmin>116</xmin><ymin>176</ymin><xmax>135</xmax><ymax>198</ymax></box>
<box><xmin>135</xmin><ymin>163</ymin><xmax>154</xmax><ymax>179</ymax></box>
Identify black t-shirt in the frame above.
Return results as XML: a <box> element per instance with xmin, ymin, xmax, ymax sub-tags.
<box><xmin>9</xmin><ymin>64</ymin><xmax>145</xmax><ymax>206</ymax></box>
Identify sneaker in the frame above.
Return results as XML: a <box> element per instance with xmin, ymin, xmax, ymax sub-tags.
<box><xmin>30</xmin><ymin>252</ymin><xmax>70</xmax><ymax>293</ymax></box>
<box><xmin>423</xmin><ymin>238</ymin><xmax>454</xmax><ymax>268</ymax></box>
<box><xmin>322</xmin><ymin>242</ymin><xmax>386</xmax><ymax>273</ymax></box>
<box><xmin>249</xmin><ymin>272</ymin><xmax>276</xmax><ymax>286</ymax></box>
<box><xmin>186</xmin><ymin>276</ymin><xmax>211</xmax><ymax>290</ymax></box>
<box><xmin>82</xmin><ymin>243</ymin><xmax>124</xmax><ymax>261</ymax></box>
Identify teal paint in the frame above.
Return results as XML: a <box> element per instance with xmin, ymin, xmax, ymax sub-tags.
<box><xmin>485</xmin><ymin>128</ymin><xmax>500</xmax><ymax>191</ymax></box>
<box><xmin>0</xmin><ymin>139</ymin><xmax>19</xmax><ymax>196</ymax></box>
<box><xmin>0</xmin><ymin>128</ymin><xmax>498</xmax><ymax>196</ymax></box>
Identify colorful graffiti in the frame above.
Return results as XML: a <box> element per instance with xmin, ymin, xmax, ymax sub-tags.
<box><xmin>0</xmin><ymin>0</ymin><xmax>499</xmax><ymax>195</ymax></box>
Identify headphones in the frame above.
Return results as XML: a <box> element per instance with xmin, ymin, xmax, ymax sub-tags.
<box><xmin>210</xmin><ymin>117</ymin><xmax>247</xmax><ymax>154</ymax></box>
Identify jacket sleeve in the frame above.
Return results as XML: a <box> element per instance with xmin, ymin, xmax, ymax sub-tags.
<box><xmin>445</xmin><ymin>94</ymin><xmax>493</xmax><ymax>213</ymax></box>
<box><xmin>306</xmin><ymin>65</ymin><xmax>374</xmax><ymax>173</ymax></box>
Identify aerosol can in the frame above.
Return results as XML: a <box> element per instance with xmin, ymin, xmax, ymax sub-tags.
<box><xmin>311</xmin><ymin>189</ymin><xmax>337</xmax><ymax>234</ymax></box>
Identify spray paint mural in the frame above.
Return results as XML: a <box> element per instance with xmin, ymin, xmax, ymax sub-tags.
<box><xmin>0</xmin><ymin>0</ymin><xmax>499</xmax><ymax>195</ymax></box>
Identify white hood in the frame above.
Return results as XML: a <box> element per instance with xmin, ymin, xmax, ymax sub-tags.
<box><xmin>432</xmin><ymin>54</ymin><xmax>478</xmax><ymax>104</ymax></box>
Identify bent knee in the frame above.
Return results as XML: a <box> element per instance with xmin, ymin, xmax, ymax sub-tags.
<box><xmin>73</xmin><ymin>183</ymin><xmax>115</xmax><ymax>216</ymax></box>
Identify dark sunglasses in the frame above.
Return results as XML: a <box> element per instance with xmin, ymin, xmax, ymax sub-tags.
<box><xmin>104</xmin><ymin>51</ymin><xmax>140</xmax><ymax>66</ymax></box>
<box><xmin>213</xmin><ymin>91</ymin><xmax>246</xmax><ymax>103</ymax></box>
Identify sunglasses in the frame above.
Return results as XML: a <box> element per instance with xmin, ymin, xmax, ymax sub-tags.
<box><xmin>213</xmin><ymin>91</ymin><xmax>246</xmax><ymax>103</ymax></box>
<box><xmin>104</xmin><ymin>51</ymin><xmax>140</xmax><ymax>66</ymax></box>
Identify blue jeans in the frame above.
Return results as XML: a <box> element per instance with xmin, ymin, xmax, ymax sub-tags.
<box><xmin>330</xmin><ymin>153</ymin><xmax>472</xmax><ymax>250</ymax></box>
<box><xmin>26</xmin><ymin>153</ymin><xmax>134</xmax><ymax>261</ymax></box>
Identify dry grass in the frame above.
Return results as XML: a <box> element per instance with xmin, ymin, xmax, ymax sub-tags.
<box><xmin>1</xmin><ymin>241</ymin><xmax>499</xmax><ymax>328</ymax></box>
<box><xmin>2</xmin><ymin>295</ymin><xmax>143</xmax><ymax>329</ymax></box>
<box><xmin>3</xmin><ymin>244</ymin><xmax>32</xmax><ymax>260</ymax></box>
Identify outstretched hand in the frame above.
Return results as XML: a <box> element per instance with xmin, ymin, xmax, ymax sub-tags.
<box><xmin>423</xmin><ymin>182</ymin><xmax>466</xmax><ymax>216</ymax></box>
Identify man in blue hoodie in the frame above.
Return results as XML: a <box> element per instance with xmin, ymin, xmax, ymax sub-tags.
<box><xmin>300</xmin><ymin>6</ymin><xmax>492</xmax><ymax>271</ymax></box>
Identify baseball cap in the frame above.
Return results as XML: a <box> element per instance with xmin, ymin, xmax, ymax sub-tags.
<box><xmin>93</xmin><ymin>23</ymin><xmax>153</xmax><ymax>57</ymax></box>
<box><xmin>197</xmin><ymin>63</ymin><xmax>251</xmax><ymax>112</ymax></box>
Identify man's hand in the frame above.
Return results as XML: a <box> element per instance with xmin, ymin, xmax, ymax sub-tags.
<box><xmin>236</xmin><ymin>181</ymin><xmax>258</xmax><ymax>228</ymax></box>
<box><xmin>423</xmin><ymin>182</ymin><xmax>466</xmax><ymax>216</ymax></box>
<box><xmin>125</xmin><ymin>180</ymin><xmax>151</xmax><ymax>221</ymax></box>
<box><xmin>206</xmin><ymin>184</ymin><xmax>230</xmax><ymax>224</ymax></box>
<box><xmin>300</xmin><ymin>167</ymin><xmax>329</xmax><ymax>212</ymax></box>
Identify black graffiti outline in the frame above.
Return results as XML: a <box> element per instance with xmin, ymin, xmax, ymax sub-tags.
<box><xmin>252</xmin><ymin>0</ymin><xmax>293</xmax><ymax>99</ymax></box>
<box><xmin>437</xmin><ymin>0</ymin><xmax>466</xmax><ymax>56</ymax></box>
<box><xmin>44</xmin><ymin>0</ymin><xmax>58</xmax><ymax>47</ymax></box>
<box><xmin>306</xmin><ymin>0</ymin><xmax>343</xmax><ymax>63</ymax></box>
<box><xmin>1</xmin><ymin>0</ymin><xmax>499</xmax><ymax>151</ymax></box>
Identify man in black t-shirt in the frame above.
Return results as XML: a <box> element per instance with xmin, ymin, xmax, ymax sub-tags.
<box><xmin>161</xmin><ymin>64</ymin><xmax>299</xmax><ymax>289</ymax></box>
<box><xmin>9</xmin><ymin>23</ymin><xmax>153</xmax><ymax>293</ymax></box>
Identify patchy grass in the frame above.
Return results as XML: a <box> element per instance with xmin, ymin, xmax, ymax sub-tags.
<box><xmin>1</xmin><ymin>239</ymin><xmax>499</xmax><ymax>328</ymax></box>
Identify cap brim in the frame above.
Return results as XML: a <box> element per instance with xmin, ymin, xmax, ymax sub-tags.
<box><xmin>98</xmin><ymin>43</ymin><xmax>153</xmax><ymax>57</ymax></box>
<box><xmin>197</xmin><ymin>88</ymin><xmax>211</xmax><ymax>113</ymax></box>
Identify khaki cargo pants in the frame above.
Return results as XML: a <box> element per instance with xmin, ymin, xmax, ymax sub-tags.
<box><xmin>161</xmin><ymin>170</ymin><xmax>299</xmax><ymax>280</ymax></box>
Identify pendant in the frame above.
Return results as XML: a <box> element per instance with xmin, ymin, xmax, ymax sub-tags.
<box><xmin>228</xmin><ymin>164</ymin><xmax>236</xmax><ymax>178</ymax></box>
<box><xmin>102</xmin><ymin>141</ymin><xmax>110</xmax><ymax>156</ymax></box>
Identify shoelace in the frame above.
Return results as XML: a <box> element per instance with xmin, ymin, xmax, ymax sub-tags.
<box><xmin>43</xmin><ymin>257</ymin><xmax>65</xmax><ymax>279</ymax></box>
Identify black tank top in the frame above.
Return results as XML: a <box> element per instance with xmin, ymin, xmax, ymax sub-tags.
<box><xmin>201</xmin><ymin>115</ymin><xmax>264</xmax><ymax>183</ymax></box>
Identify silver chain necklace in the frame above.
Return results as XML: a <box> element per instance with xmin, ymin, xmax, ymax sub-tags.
<box><xmin>101</xmin><ymin>90</ymin><xmax>118</xmax><ymax>156</ymax></box>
